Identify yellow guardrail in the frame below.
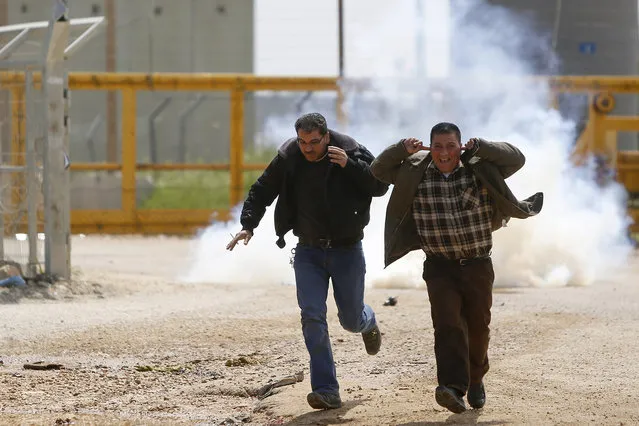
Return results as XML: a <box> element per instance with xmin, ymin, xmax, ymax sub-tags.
<box><xmin>1</xmin><ymin>72</ymin><xmax>339</xmax><ymax>234</ymax></box>
<box><xmin>1</xmin><ymin>72</ymin><xmax>638</xmax><ymax>234</ymax></box>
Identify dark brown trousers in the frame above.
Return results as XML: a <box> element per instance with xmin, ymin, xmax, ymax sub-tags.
<box><xmin>423</xmin><ymin>257</ymin><xmax>494</xmax><ymax>394</ymax></box>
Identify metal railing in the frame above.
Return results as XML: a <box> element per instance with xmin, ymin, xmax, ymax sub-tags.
<box><xmin>1</xmin><ymin>71</ymin><xmax>339</xmax><ymax>233</ymax></box>
<box><xmin>1</xmin><ymin>72</ymin><xmax>638</xmax><ymax>235</ymax></box>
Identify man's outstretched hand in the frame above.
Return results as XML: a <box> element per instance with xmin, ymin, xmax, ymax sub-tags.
<box><xmin>226</xmin><ymin>229</ymin><xmax>253</xmax><ymax>251</ymax></box>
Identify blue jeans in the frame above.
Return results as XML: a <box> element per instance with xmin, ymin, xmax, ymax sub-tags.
<box><xmin>293</xmin><ymin>241</ymin><xmax>377</xmax><ymax>394</ymax></box>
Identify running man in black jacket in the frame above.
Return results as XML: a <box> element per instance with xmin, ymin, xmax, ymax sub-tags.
<box><xmin>227</xmin><ymin>113</ymin><xmax>388</xmax><ymax>410</ymax></box>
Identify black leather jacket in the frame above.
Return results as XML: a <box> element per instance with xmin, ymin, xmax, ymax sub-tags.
<box><xmin>240</xmin><ymin>129</ymin><xmax>389</xmax><ymax>248</ymax></box>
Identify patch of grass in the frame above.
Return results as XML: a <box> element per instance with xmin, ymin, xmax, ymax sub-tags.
<box><xmin>139</xmin><ymin>148</ymin><xmax>276</xmax><ymax>210</ymax></box>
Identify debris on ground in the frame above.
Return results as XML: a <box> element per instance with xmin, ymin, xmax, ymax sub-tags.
<box><xmin>134</xmin><ymin>364</ymin><xmax>191</xmax><ymax>373</ymax></box>
<box><xmin>383</xmin><ymin>296</ymin><xmax>398</xmax><ymax>306</ymax></box>
<box><xmin>0</xmin><ymin>271</ymin><xmax>105</xmax><ymax>304</ymax></box>
<box><xmin>250</xmin><ymin>371</ymin><xmax>304</xmax><ymax>399</ymax></box>
<box><xmin>0</xmin><ymin>262</ymin><xmax>26</xmax><ymax>288</ymax></box>
<box><xmin>225</xmin><ymin>355</ymin><xmax>260</xmax><ymax>367</ymax></box>
<box><xmin>0</xmin><ymin>275</ymin><xmax>26</xmax><ymax>287</ymax></box>
<box><xmin>23</xmin><ymin>361</ymin><xmax>64</xmax><ymax>370</ymax></box>
<box><xmin>218</xmin><ymin>414</ymin><xmax>252</xmax><ymax>425</ymax></box>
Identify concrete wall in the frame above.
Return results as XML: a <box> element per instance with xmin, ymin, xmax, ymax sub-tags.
<box><xmin>6</xmin><ymin>0</ymin><xmax>254</xmax><ymax>164</ymax></box>
<box><xmin>487</xmin><ymin>0</ymin><xmax>639</xmax><ymax>150</ymax></box>
<box><xmin>3</xmin><ymin>0</ymin><xmax>254</xmax><ymax>210</ymax></box>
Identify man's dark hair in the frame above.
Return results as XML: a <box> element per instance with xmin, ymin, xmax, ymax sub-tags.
<box><xmin>295</xmin><ymin>112</ymin><xmax>328</xmax><ymax>135</ymax></box>
<box><xmin>430</xmin><ymin>122</ymin><xmax>461</xmax><ymax>144</ymax></box>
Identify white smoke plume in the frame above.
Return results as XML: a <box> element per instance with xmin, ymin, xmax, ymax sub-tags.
<box><xmin>184</xmin><ymin>0</ymin><xmax>633</xmax><ymax>288</ymax></box>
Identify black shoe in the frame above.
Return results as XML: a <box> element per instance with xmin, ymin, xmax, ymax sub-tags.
<box><xmin>467</xmin><ymin>381</ymin><xmax>486</xmax><ymax>409</ymax></box>
<box><xmin>435</xmin><ymin>386</ymin><xmax>467</xmax><ymax>414</ymax></box>
<box><xmin>307</xmin><ymin>392</ymin><xmax>342</xmax><ymax>410</ymax></box>
<box><xmin>362</xmin><ymin>325</ymin><xmax>381</xmax><ymax>355</ymax></box>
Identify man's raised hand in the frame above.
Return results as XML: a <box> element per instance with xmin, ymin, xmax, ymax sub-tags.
<box><xmin>462</xmin><ymin>138</ymin><xmax>480</xmax><ymax>151</ymax></box>
<box><xmin>403</xmin><ymin>137</ymin><xmax>429</xmax><ymax>154</ymax></box>
<box><xmin>328</xmin><ymin>146</ymin><xmax>348</xmax><ymax>168</ymax></box>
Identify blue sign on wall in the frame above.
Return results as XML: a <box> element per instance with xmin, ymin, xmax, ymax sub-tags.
<box><xmin>579</xmin><ymin>42</ymin><xmax>597</xmax><ymax>55</ymax></box>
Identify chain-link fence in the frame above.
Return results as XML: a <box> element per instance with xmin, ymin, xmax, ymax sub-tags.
<box><xmin>0</xmin><ymin>71</ymin><xmax>47</xmax><ymax>277</ymax></box>
<box><xmin>0</xmin><ymin>3</ymin><xmax>103</xmax><ymax>279</ymax></box>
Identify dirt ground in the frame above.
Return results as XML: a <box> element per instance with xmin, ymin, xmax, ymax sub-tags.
<box><xmin>1</xmin><ymin>235</ymin><xmax>638</xmax><ymax>426</ymax></box>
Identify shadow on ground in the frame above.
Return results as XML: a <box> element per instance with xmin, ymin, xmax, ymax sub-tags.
<box><xmin>282</xmin><ymin>399</ymin><xmax>365</xmax><ymax>425</ymax></box>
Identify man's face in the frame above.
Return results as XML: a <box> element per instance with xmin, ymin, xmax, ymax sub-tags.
<box><xmin>430</xmin><ymin>132</ymin><xmax>461</xmax><ymax>174</ymax></box>
<box><xmin>297</xmin><ymin>129</ymin><xmax>329</xmax><ymax>162</ymax></box>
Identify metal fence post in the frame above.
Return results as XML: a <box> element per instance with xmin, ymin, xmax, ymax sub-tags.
<box><xmin>229</xmin><ymin>86</ymin><xmax>244</xmax><ymax>207</ymax></box>
<box><xmin>121</xmin><ymin>89</ymin><xmax>137</xmax><ymax>220</ymax></box>
<box><xmin>25</xmin><ymin>70</ymin><xmax>39</xmax><ymax>275</ymax></box>
<box><xmin>43</xmin><ymin>1</ymin><xmax>70</xmax><ymax>278</ymax></box>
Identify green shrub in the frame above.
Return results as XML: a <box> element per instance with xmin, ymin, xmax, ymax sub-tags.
<box><xmin>139</xmin><ymin>148</ymin><xmax>276</xmax><ymax>210</ymax></box>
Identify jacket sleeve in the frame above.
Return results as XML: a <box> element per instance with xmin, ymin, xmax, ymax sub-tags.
<box><xmin>342</xmin><ymin>144</ymin><xmax>389</xmax><ymax>197</ymax></box>
<box><xmin>472</xmin><ymin>139</ymin><xmax>526</xmax><ymax>179</ymax></box>
<box><xmin>239</xmin><ymin>154</ymin><xmax>286</xmax><ymax>233</ymax></box>
<box><xmin>370</xmin><ymin>140</ymin><xmax>411</xmax><ymax>184</ymax></box>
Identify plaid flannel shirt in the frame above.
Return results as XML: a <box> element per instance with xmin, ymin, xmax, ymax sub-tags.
<box><xmin>412</xmin><ymin>161</ymin><xmax>493</xmax><ymax>259</ymax></box>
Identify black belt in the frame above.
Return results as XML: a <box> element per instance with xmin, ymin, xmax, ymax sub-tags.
<box><xmin>298</xmin><ymin>235</ymin><xmax>361</xmax><ymax>249</ymax></box>
<box><xmin>426</xmin><ymin>254</ymin><xmax>491</xmax><ymax>266</ymax></box>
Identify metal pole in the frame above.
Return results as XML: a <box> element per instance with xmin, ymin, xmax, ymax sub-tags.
<box><xmin>338</xmin><ymin>0</ymin><xmax>344</xmax><ymax>78</ymax></box>
<box><xmin>229</xmin><ymin>88</ymin><xmax>244</xmax><ymax>207</ymax></box>
<box><xmin>25</xmin><ymin>69</ymin><xmax>38</xmax><ymax>275</ymax></box>
<box><xmin>85</xmin><ymin>114</ymin><xmax>103</xmax><ymax>163</ymax></box>
<box><xmin>0</xmin><ymin>0</ymin><xmax>5</xmax><ymax>259</ymax></box>
<box><xmin>415</xmin><ymin>0</ymin><xmax>425</xmax><ymax>78</ymax></box>
<box><xmin>43</xmin><ymin>0</ymin><xmax>70</xmax><ymax>279</ymax></box>
<box><xmin>552</xmin><ymin>0</ymin><xmax>562</xmax><ymax>51</ymax></box>
<box><xmin>190</xmin><ymin>0</ymin><xmax>195</xmax><ymax>72</ymax></box>
<box><xmin>336</xmin><ymin>0</ymin><xmax>346</xmax><ymax>127</ymax></box>
<box><xmin>120</xmin><ymin>89</ymin><xmax>137</xmax><ymax>217</ymax></box>
<box><xmin>178</xmin><ymin>95</ymin><xmax>204</xmax><ymax>163</ymax></box>
<box><xmin>148</xmin><ymin>97</ymin><xmax>171</xmax><ymax>164</ymax></box>
<box><xmin>105</xmin><ymin>0</ymin><xmax>117</xmax><ymax>163</ymax></box>
<box><xmin>0</xmin><ymin>0</ymin><xmax>10</xmax><ymax>159</ymax></box>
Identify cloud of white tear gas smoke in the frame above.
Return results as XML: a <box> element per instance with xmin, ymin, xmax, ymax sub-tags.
<box><xmin>184</xmin><ymin>0</ymin><xmax>633</xmax><ymax>288</ymax></box>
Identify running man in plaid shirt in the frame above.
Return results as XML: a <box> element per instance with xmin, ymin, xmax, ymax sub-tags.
<box><xmin>371</xmin><ymin>122</ymin><xmax>543</xmax><ymax>413</ymax></box>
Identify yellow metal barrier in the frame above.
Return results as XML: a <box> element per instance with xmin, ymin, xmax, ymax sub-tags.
<box><xmin>618</xmin><ymin>152</ymin><xmax>639</xmax><ymax>230</ymax></box>
<box><xmin>2</xmin><ymin>72</ymin><xmax>639</xmax><ymax>235</ymax></box>
<box><xmin>1</xmin><ymin>72</ymin><xmax>339</xmax><ymax>234</ymax></box>
<box><xmin>567</xmin><ymin>79</ymin><xmax>639</xmax><ymax>235</ymax></box>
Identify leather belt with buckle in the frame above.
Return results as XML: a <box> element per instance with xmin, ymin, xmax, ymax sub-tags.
<box><xmin>428</xmin><ymin>254</ymin><xmax>491</xmax><ymax>266</ymax></box>
<box><xmin>298</xmin><ymin>236</ymin><xmax>360</xmax><ymax>249</ymax></box>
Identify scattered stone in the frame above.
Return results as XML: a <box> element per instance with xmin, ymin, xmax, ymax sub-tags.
<box><xmin>225</xmin><ymin>356</ymin><xmax>259</xmax><ymax>367</ymax></box>
<box><xmin>134</xmin><ymin>364</ymin><xmax>191</xmax><ymax>373</ymax></box>
<box><xmin>218</xmin><ymin>414</ymin><xmax>252</xmax><ymax>425</ymax></box>
<box><xmin>383</xmin><ymin>296</ymin><xmax>398</xmax><ymax>307</ymax></box>
<box><xmin>23</xmin><ymin>361</ymin><xmax>64</xmax><ymax>370</ymax></box>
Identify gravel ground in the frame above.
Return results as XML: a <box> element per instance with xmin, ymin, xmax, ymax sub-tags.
<box><xmin>0</xmin><ymin>235</ymin><xmax>637</xmax><ymax>425</ymax></box>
